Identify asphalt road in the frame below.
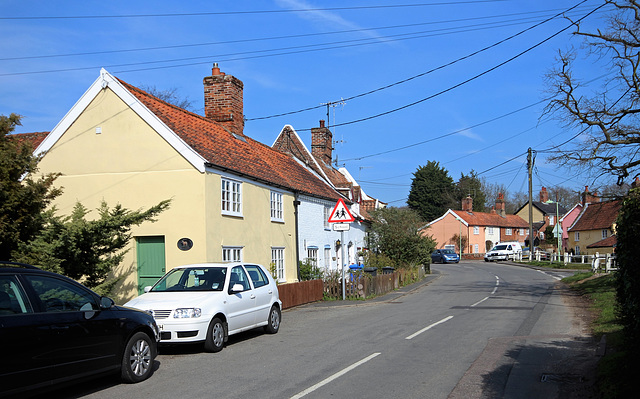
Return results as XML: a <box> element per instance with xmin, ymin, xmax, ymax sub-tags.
<box><xmin>40</xmin><ymin>260</ymin><xmax>599</xmax><ymax>399</ymax></box>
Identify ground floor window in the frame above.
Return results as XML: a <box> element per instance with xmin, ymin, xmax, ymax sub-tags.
<box><xmin>222</xmin><ymin>246</ymin><xmax>243</xmax><ymax>262</ymax></box>
<box><xmin>324</xmin><ymin>247</ymin><xmax>331</xmax><ymax>269</ymax></box>
<box><xmin>271</xmin><ymin>247</ymin><xmax>285</xmax><ymax>282</ymax></box>
<box><xmin>306</xmin><ymin>247</ymin><xmax>318</xmax><ymax>266</ymax></box>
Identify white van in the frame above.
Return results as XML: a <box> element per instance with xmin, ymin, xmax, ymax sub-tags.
<box><xmin>484</xmin><ymin>241</ymin><xmax>522</xmax><ymax>262</ymax></box>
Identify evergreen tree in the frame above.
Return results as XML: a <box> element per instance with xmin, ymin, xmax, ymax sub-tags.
<box><xmin>0</xmin><ymin>114</ymin><xmax>61</xmax><ymax>259</ymax></box>
<box><xmin>14</xmin><ymin>200</ymin><xmax>170</xmax><ymax>295</ymax></box>
<box><xmin>456</xmin><ymin>170</ymin><xmax>486</xmax><ymax>212</ymax></box>
<box><xmin>615</xmin><ymin>186</ymin><xmax>640</xmax><ymax>355</ymax></box>
<box><xmin>407</xmin><ymin>161</ymin><xmax>456</xmax><ymax>222</ymax></box>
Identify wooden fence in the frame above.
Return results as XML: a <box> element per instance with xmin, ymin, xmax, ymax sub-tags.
<box><xmin>278</xmin><ymin>279</ymin><xmax>323</xmax><ymax>309</ymax></box>
<box><xmin>277</xmin><ymin>268</ymin><xmax>427</xmax><ymax>309</ymax></box>
<box><xmin>324</xmin><ymin>268</ymin><xmax>425</xmax><ymax>300</ymax></box>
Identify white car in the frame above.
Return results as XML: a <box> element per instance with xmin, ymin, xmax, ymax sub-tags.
<box><xmin>124</xmin><ymin>263</ymin><xmax>281</xmax><ymax>352</ymax></box>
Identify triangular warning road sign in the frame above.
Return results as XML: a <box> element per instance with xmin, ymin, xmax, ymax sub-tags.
<box><xmin>328</xmin><ymin>198</ymin><xmax>355</xmax><ymax>223</ymax></box>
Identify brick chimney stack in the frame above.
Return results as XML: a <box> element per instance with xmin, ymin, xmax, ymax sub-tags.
<box><xmin>581</xmin><ymin>186</ymin><xmax>600</xmax><ymax>205</ymax></box>
<box><xmin>203</xmin><ymin>63</ymin><xmax>244</xmax><ymax>135</ymax></box>
<box><xmin>311</xmin><ymin>120</ymin><xmax>333</xmax><ymax>165</ymax></box>
<box><xmin>461</xmin><ymin>195</ymin><xmax>473</xmax><ymax>212</ymax></box>
<box><xmin>495</xmin><ymin>193</ymin><xmax>506</xmax><ymax>217</ymax></box>
<box><xmin>539</xmin><ymin>187</ymin><xmax>549</xmax><ymax>203</ymax></box>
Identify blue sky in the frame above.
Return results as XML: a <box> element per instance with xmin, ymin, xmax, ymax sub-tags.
<box><xmin>1</xmin><ymin>0</ymin><xmax>611</xmax><ymax>207</ymax></box>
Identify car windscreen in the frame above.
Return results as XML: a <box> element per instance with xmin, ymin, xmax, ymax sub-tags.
<box><xmin>151</xmin><ymin>267</ymin><xmax>227</xmax><ymax>292</ymax></box>
<box><xmin>442</xmin><ymin>249</ymin><xmax>456</xmax><ymax>254</ymax></box>
<box><xmin>492</xmin><ymin>245</ymin><xmax>508</xmax><ymax>251</ymax></box>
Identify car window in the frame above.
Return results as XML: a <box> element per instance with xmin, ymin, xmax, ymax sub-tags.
<box><xmin>0</xmin><ymin>275</ymin><xmax>33</xmax><ymax>314</ymax></box>
<box><xmin>24</xmin><ymin>275</ymin><xmax>99</xmax><ymax>312</ymax></box>
<box><xmin>230</xmin><ymin>266</ymin><xmax>251</xmax><ymax>292</ymax></box>
<box><xmin>245</xmin><ymin>265</ymin><xmax>268</xmax><ymax>288</ymax></box>
<box><xmin>152</xmin><ymin>267</ymin><xmax>227</xmax><ymax>292</ymax></box>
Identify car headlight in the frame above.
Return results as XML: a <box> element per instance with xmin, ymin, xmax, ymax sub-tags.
<box><xmin>173</xmin><ymin>308</ymin><xmax>202</xmax><ymax>318</ymax></box>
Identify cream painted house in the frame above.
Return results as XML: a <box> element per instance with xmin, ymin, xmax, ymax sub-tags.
<box><xmin>28</xmin><ymin>66</ymin><xmax>342</xmax><ymax>302</ymax></box>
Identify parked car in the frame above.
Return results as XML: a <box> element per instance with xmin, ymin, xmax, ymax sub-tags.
<box><xmin>0</xmin><ymin>261</ymin><xmax>159</xmax><ymax>396</ymax></box>
<box><xmin>431</xmin><ymin>249</ymin><xmax>460</xmax><ymax>264</ymax></box>
<box><xmin>124</xmin><ymin>262</ymin><xmax>281</xmax><ymax>353</ymax></box>
<box><xmin>484</xmin><ymin>241</ymin><xmax>523</xmax><ymax>262</ymax></box>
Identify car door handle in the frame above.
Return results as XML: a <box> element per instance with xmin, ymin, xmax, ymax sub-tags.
<box><xmin>268</xmin><ymin>290</ymin><xmax>273</xmax><ymax>294</ymax></box>
<box><xmin>250</xmin><ymin>294</ymin><xmax>256</xmax><ymax>299</ymax></box>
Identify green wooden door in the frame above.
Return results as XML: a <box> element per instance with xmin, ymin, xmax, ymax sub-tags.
<box><xmin>137</xmin><ymin>236</ymin><xmax>166</xmax><ymax>295</ymax></box>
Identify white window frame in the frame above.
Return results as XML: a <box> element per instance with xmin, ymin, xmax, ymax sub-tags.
<box><xmin>506</xmin><ymin>228</ymin><xmax>512</xmax><ymax>236</ymax></box>
<box><xmin>306</xmin><ymin>247</ymin><xmax>318</xmax><ymax>266</ymax></box>
<box><xmin>270</xmin><ymin>190</ymin><xmax>284</xmax><ymax>222</ymax></box>
<box><xmin>575</xmin><ymin>232</ymin><xmax>580</xmax><ymax>242</ymax></box>
<box><xmin>474</xmin><ymin>244</ymin><xmax>479</xmax><ymax>253</ymax></box>
<box><xmin>324</xmin><ymin>206</ymin><xmax>331</xmax><ymax>230</ymax></box>
<box><xmin>487</xmin><ymin>227</ymin><xmax>494</xmax><ymax>235</ymax></box>
<box><xmin>271</xmin><ymin>247</ymin><xmax>285</xmax><ymax>282</ymax></box>
<box><xmin>324</xmin><ymin>247</ymin><xmax>331</xmax><ymax>269</ymax></box>
<box><xmin>549</xmin><ymin>216</ymin><xmax>555</xmax><ymax>226</ymax></box>
<box><xmin>602</xmin><ymin>229</ymin><xmax>608</xmax><ymax>239</ymax></box>
<box><xmin>222</xmin><ymin>246</ymin><xmax>243</xmax><ymax>262</ymax></box>
<box><xmin>473</xmin><ymin>226</ymin><xmax>479</xmax><ymax>235</ymax></box>
<box><xmin>519</xmin><ymin>228</ymin><xmax>525</xmax><ymax>236</ymax></box>
<box><xmin>221</xmin><ymin>177</ymin><xmax>242</xmax><ymax>217</ymax></box>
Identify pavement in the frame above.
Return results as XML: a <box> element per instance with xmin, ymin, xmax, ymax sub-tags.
<box><xmin>299</xmin><ymin>262</ymin><xmax>603</xmax><ymax>398</ymax></box>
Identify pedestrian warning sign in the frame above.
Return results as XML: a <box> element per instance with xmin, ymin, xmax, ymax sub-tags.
<box><xmin>328</xmin><ymin>198</ymin><xmax>355</xmax><ymax>223</ymax></box>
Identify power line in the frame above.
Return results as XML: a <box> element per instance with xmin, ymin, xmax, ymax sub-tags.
<box><xmin>291</xmin><ymin>1</ymin><xmax>604</xmax><ymax>133</ymax></box>
<box><xmin>0</xmin><ymin>2</ymin><xmax>509</xmax><ymax>20</ymax></box>
<box><xmin>0</xmin><ymin>2</ymin><xmax>594</xmax><ymax>78</ymax></box>
<box><xmin>0</xmin><ymin>7</ymin><xmax>593</xmax><ymax>62</ymax></box>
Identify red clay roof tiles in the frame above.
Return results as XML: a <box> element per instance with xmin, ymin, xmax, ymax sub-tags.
<box><xmin>119</xmin><ymin>79</ymin><xmax>342</xmax><ymax>201</ymax></box>
<box><xmin>570</xmin><ymin>200</ymin><xmax>621</xmax><ymax>232</ymax></box>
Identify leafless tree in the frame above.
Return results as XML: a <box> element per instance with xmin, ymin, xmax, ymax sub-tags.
<box><xmin>139</xmin><ymin>84</ymin><xmax>197</xmax><ymax>113</ymax></box>
<box><xmin>544</xmin><ymin>0</ymin><xmax>640</xmax><ymax>186</ymax></box>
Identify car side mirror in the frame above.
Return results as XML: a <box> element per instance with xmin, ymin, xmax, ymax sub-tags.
<box><xmin>100</xmin><ymin>296</ymin><xmax>115</xmax><ymax>309</ymax></box>
<box><xmin>229</xmin><ymin>283</ymin><xmax>244</xmax><ymax>294</ymax></box>
<box><xmin>144</xmin><ymin>286</ymin><xmax>152</xmax><ymax>293</ymax></box>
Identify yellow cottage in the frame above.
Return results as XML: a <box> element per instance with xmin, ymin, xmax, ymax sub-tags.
<box><xmin>29</xmin><ymin>66</ymin><xmax>342</xmax><ymax>303</ymax></box>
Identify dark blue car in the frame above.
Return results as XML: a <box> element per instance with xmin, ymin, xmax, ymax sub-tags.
<box><xmin>0</xmin><ymin>262</ymin><xmax>159</xmax><ymax>396</ymax></box>
<box><xmin>431</xmin><ymin>249</ymin><xmax>460</xmax><ymax>264</ymax></box>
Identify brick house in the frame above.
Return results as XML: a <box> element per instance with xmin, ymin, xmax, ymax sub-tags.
<box><xmin>421</xmin><ymin>194</ymin><xmax>529</xmax><ymax>256</ymax></box>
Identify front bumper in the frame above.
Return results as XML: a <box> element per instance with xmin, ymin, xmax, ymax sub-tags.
<box><xmin>154</xmin><ymin>318</ymin><xmax>211</xmax><ymax>343</ymax></box>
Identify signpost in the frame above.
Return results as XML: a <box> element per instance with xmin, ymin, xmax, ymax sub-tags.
<box><xmin>327</xmin><ymin>199</ymin><xmax>354</xmax><ymax>300</ymax></box>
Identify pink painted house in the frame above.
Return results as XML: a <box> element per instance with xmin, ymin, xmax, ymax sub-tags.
<box><xmin>421</xmin><ymin>194</ymin><xmax>529</xmax><ymax>256</ymax></box>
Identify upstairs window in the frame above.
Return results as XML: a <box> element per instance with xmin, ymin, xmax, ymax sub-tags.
<box><xmin>221</xmin><ymin>177</ymin><xmax>242</xmax><ymax>216</ymax></box>
<box><xmin>324</xmin><ymin>206</ymin><xmax>331</xmax><ymax>230</ymax></box>
<box><xmin>602</xmin><ymin>229</ymin><xmax>608</xmax><ymax>239</ymax></box>
<box><xmin>270</xmin><ymin>191</ymin><xmax>283</xmax><ymax>222</ymax></box>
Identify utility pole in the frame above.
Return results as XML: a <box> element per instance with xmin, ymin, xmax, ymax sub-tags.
<box><xmin>527</xmin><ymin>148</ymin><xmax>534</xmax><ymax>261</ymax></box>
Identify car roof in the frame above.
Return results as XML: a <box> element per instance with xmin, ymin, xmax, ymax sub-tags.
<box><xmin>171</xmin><ymin>262</ymin><xmax>257</xmax><ymax>270</ymax></box>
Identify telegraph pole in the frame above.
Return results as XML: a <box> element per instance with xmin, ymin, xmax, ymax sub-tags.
<box><xmin>527</xmin><ymin>148</ymin><xmax>534</xmax><ymax>260</ymax></box>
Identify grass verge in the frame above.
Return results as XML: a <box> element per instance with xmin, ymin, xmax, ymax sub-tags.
<box><xmin>563</xmin><ymin>272</ymin><xmax>631</xmax><ymax>398</ymax></box>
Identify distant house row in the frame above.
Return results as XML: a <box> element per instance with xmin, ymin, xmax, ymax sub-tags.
<box><xmin>420</xmin><ymin>184</ymin><xmax>632</xmax><ymax>258</ymax></box>
<box><xmin>15</xmin><ymin>65</ymin><xmax>385</xmax><ymax>302</ymax></box>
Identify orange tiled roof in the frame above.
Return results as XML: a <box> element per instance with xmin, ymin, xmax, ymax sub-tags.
<box><xmin>570</xmin><ymin>200</ymin><xmax>621</xmax><ymax>232</ymax></box>
<box><xmin>119</xmin><ymin>79</ymin><xmax>341</xmax><ymax>201</ymax></box>
<box><xmin>456</xmin><ymin>211</ymin><xmax>529</xmax><ymax>228</ymax></box>
<box><xmin>8</xmin><ymin>132</ymin><xmax>49</xmax><ymax>150</ymax></box>
<box><xmin>587</xmin><ymin>235</ymin><xmax>617</xmax><ymax>249</ymax></box>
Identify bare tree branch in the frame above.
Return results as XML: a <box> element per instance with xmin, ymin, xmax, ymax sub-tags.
<box><xmin>545</xmin><ymin>0</ymin><xmax>640</xmax><ymax>185</ymax></box>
